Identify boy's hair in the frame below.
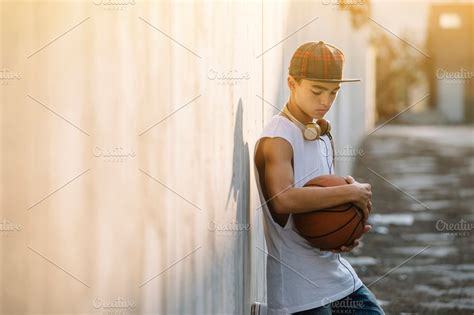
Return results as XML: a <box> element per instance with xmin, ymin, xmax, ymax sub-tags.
<box><xmin>293</xmin><ymin>76</ymin><xmax>303</xmax><ymax>85</ymax></box>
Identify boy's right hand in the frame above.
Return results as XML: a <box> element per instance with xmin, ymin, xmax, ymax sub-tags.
<box><xmin>343</xmin><ymin>176</ymin><xmax>372</xmax><ymax>222</ymax></box>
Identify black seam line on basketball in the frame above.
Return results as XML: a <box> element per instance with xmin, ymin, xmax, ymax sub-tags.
<box><xmin>310</xmin><ymin>205</ymin><xmax>364</xmax><ymax>214</ymax></box>
<box><xmin>300</xmin><ymin>212</ymin><xmax>358</xmax><ymax>239</ymax></box>
<box><xmin>307</xmin><ymin>204</ymin><xmax>353</xmax><ymax>213</ymax></box>
<box><xmin>303</xmin><ymin>212</ymin><xmax>357</xmax><ymax>239</ymax></box>
<box><xmin>325</xmin><ymin>219</ymin><xmax>361</xmax><ymax>250</ymax></box>
<box><xmin>305</xmin><ymin>184</ymin><xmax>345</xmax><ymax>188</ymax></box>
<box><xmin>335</xmin><ymin>217</ymin><xmax>363</xmax><ymax>249</ymax></box>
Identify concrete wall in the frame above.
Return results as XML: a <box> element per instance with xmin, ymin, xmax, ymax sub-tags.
<box><xmin>0</xmin><ymin>1</ymin><xmax>372</xmax><ymax>314</ymax></box>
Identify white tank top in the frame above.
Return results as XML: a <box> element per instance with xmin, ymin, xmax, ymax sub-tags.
<box><xmin>254</xmin><ymin>114</ymin><xmax>363</xmax><ymax>314</ymax></box>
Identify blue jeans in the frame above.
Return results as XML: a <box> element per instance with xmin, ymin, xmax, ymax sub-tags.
<box><xmin>293</xmin><ymin>284</ymin><xmax>385</xmax><ymax>315</ymax></box>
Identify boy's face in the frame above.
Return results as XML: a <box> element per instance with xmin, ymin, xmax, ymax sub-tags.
<box><xmin>288</xmin><ymin>76</ymin><xmax>341</xmax><ymax>119</ymax></box>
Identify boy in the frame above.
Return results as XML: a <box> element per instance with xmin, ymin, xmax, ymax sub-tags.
<box><xmin>253</xmin><ymin>42</ymin><xmax>385</xmax><ymax>314</ymax></box>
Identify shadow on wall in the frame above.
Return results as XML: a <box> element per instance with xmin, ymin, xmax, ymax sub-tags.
<box><xmin>226</xmin><ymin>98</ymin><xmax>252</xmax><ymax>311</ymax></box>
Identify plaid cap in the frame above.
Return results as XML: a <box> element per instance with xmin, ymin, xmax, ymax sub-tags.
<box><xmin>288</xmin><ymin>41</ymin><xmax>360</xmax><ymax>82</ymax></box>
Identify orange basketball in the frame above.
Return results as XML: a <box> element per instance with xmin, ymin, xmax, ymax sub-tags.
<box><xmin>293</xmin><ymin>175</ymin><xmax>365</xmax><ymax>250</ymax></box>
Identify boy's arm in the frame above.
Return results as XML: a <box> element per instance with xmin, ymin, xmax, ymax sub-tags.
<box><xmin>262</xmin><ymin>137</ymin><xmax>359</xmax><ymax>215</ymax></box>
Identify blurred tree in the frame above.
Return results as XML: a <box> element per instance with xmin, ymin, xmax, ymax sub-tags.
<box><xmin>338</xmin><ymin>0</ymin><xmax>372</xmax><ymax>29</ymax></box>
<box><xmin>370</xmin><ymin>30</ymin><xmax>429</xmax><ymax>122</ymax></box>
<box><xmin>338</xmin><ymin>0</ymin><xmax>429</xmax><ymax>123</ymax></box>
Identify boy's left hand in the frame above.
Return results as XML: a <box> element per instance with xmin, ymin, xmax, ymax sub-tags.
<box><xmin>325</xmin><ymin>224</ymin><xmax>372</xmax><ymax>253</ymax></box>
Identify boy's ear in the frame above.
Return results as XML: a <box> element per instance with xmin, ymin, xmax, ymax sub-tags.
<box><xmin>287</xmin><ymin>75</ymin><xmax>296</xmax><ymax>91</ymax></box>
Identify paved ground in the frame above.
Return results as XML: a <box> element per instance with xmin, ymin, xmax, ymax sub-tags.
<box><xmin>346</xmin><ymin>125</ymin><xmax>474</xmax><ymax>315</ymax></box>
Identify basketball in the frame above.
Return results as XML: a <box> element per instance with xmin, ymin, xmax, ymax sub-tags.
<box><xmin>293</xmin><ymin>175</ymin><xmax>365</xmax><ymax>250</ymax></box>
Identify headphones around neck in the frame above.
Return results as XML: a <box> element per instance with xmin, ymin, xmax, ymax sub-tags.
<box><xmin>282</xmin><ymin>103</ymin><xmax>332</xmax><ymax>141</ymax></box>
<box><xmin>281</xmin><ymin>103</ymin><xmax>336</xmax><ymax>173</ymax></box>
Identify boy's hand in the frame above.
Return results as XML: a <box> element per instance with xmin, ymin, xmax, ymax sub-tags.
<box><xmin>343</xmin><ymin>175</ymin><xmax>356</xmax><ymax>184</ymax></box>
<box><xmin>343</xmin><ymin>175</ymin><xmax>372</xmax><ymax>223</ymax></box>
<box><xmin>319</xmin><ymin>176</ymin><xmax>373</xmax><ymax>253</ymax></box>
<box><xmin>325</xmin><ymin>224</ymin><xmax>372</xmax><ymax>253</ymax></box>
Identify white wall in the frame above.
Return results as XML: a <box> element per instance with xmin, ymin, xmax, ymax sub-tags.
<box><xmin>0</xmin><ymin>1</ymin><xmax>372</xmax><ymax>314</ymax></box>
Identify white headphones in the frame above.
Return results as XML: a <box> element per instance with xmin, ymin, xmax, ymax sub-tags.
<box><xmin>282</xmin><ymin>103</ymin><xmax>332</xmax><ymax>141</ymax></box>
<box><xmin>281</xmin><ymin>103</ymin><xmax>336</xmax><ymax>172</ymax></box>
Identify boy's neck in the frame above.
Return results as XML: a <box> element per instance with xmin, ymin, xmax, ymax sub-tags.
<box><xmin>285</xmin><ymin>99</ymin><xmax>314</xmax><ymax>125</ymax></box>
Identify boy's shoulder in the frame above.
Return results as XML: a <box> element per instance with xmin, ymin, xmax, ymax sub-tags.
<box><xmin>262</xmin><ymin>114</ymin><xmax>299</xmax><ymax>135</ymax></box>
<box><xmin>256</xmin><ymin>115</ymin><xmax>298</xmax><ymax>158</ymax></box>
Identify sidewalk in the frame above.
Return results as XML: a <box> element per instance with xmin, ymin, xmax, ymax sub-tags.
<box><xmin>346</xmin><ymin>125</ymin><xmax>474</xmax><ymax>314</ymax></box>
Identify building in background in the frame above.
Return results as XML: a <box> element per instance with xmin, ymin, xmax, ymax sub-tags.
<box><xmin>427</xmin><ymin>3</ymin><xmax>474</xmax><ymax>124</ymax></box>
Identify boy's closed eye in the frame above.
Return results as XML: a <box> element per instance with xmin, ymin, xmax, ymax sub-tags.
<box><xmin>311</xmin><ymin>90</ymin><xmax>338</xmax><ymax>96</ymax></box>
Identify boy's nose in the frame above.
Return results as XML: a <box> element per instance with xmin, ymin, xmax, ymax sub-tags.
<box><xmin>320</xmin><ymin>96</ymin><xmax>331</xmax><ymax>108</ymax></box>
<box><xmin>319</xmin><ymin>102</ymin><xmax>330</xmax><ymax>110</ymax></box>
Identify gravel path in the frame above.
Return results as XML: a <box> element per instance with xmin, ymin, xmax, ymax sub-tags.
<box><xmin>346</xmin><ymin>125</ymin><xmax>474</xmax><ymax>315</ymax></box>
